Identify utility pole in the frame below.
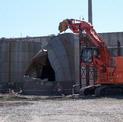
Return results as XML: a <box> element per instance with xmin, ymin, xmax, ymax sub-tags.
<box><xmin>79</xmin><ymin>0</ymin><xmax>93</xmax><ymax>88</ymax></box>
<box><xmin>88</xmin><ymin>0</ymin><xmax>93</xmax><ymax>24</ymax></box>
<box><xmin>85</xmin><ymin>0</ymin><xmax>93</xmax><ymax>86</ymax></box>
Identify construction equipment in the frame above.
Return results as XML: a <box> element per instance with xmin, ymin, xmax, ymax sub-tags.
<box><xmin>59</xmin><ymin>19</ymin><xmax>123</xmax><ymax>96</ymax></box>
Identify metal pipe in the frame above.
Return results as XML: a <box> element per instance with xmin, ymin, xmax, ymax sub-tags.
<box><xmin>8</xmin><ymin>42</ymin><xmax>11</xmax><ymax>83</ymax></box>
<box><xmin>117</xmin><ymin>40</ymin><xmax>121</xmax><ymax>56</ymax></box>
<box><xmin>88</xmin><ymin>0</ymin><xmax>93</xmax><ymax>24</ymax></box>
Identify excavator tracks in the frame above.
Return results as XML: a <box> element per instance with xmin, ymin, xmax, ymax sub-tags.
<box><xmin>79</xmin><ymin>85</ymin><xmax>123</xmax><ymax>97</ymax></box>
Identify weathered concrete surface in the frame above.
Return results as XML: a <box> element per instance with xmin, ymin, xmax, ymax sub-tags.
<box><xmin>100</xmin><ymin>32</ymin><xmax>123</xmax><ymax>47</ymax></box>
<box><xmin>0</xmin><ymin>34</ymin><xmax>78</xmax><ymax>84</ymax></box>
<box><xmin>46</xmin><ymin>33</ymin><xmax>78</xmax><ymax>82</ymax></box>
<box><xmin>22</xmin><ymin>33</ymin><xmax>78</xmax><ymax>95</ymax></box>
<box><xmin>0</xmin><ymin>33</ymin><xmax>79</xmax><ymax>94</ymax></box>
<box><xmin>0</xmin><ymin>97</ymin><xmax>123</xmax><ymax>122</ymax></box>
<box><xmin>1</xmin><ymin>32</ymin><xmax>123</xmax><ymax>94</ymax></box>
<box><xmin>0</xmin><ymin>32</ymin><xmax>123</xmax><ymax>84</ymax></box>
<box><xmin>0</xmin><ymin>36</ymin><xmax>50</xmax><ymax>83</ymax></box>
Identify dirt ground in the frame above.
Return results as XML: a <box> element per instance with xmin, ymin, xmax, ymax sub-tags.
<box><xmin>0</xmin><ymin>95</ymin><xmax>123</xmax><ymax>122</ymax></box>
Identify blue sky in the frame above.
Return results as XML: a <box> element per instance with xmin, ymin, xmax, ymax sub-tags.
<box><xmin>0</xmin><ymin>0</ymin><xmax>123</xmax><ymax>38</ymax></box>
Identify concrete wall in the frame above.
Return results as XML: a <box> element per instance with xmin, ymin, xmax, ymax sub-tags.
<box><xmin>46</xmin><ymin>33</ymin><xmax>77</xmax><ymax>83</ymax></box>
<box><xmin>100</xmin><ymin>32</ymin><xmax>123</xmax><ymax>46</ymax></box>
<box><xmin>100</xmin><ymin>32</ymin><xmax>123</xmax><ymax>56</ymax></box>
<box><xmin>0</xmin><ymin>34</ymin><xmax>77</xmax><ymax>86</ymax></box>
<box><xmin>0</xmin><ymin>37</ymin><xmax>50</xmax><ymax>83</ymax></box>
<box><xmin>0</xmin><ymin>32</ymin><xmax>123</xmax><ymax>88</ymax></box>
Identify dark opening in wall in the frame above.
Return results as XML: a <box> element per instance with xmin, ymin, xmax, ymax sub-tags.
<box><xmin>40</xmin><ymin>57</ymin><xmax>55</xmax><ymax>81</ymax></box>
<box><xmin>25</xmin><ymin>49</ymin><xmax>55</xmax><ymax>81</ymax></box>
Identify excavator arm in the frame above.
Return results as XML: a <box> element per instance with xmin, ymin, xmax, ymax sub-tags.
<box><xmin>59</xmin><ymin>19</ymin><xmax>105</xmax><ymax>47</ymax></box>
<box><xmin>59</xmin><ymin>19</ymin><xmax>112</xmax><ymax>67</ymax></box>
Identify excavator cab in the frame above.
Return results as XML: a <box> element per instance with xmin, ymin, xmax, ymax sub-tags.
<box><xmin>81</xmin><ymin>48</ymin><xmax>93</xmax><ymax>64</ymax></box>
<box><xmin>81</xmin><ymin>47</ymin><xmax>99</xmax><ymax>64</ymax></box>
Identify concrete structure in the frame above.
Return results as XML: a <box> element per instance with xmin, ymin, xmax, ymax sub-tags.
<box><xmin>0</xmin><ymin>32</ymin><xmax>123</xmax><ymax>94</ymax></box>
<box><xmin>100</xmin><ymin>32</ymin><xmax>123</xmax><ymax>56</ymax></box>
<box><xmin>0</xmin><ymin>36</ymin><xmax>50</xmax><ymax>83</ymax></box>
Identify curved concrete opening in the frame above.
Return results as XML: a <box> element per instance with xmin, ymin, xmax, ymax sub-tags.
<box><xmin>23</xmin><ymin>33</ymin><xmax>78</xmax><ymax>95</ymax></box>
<box><xmin>46</xmin><ymin>34</ymin><xmax>73</xmax><ymax>82</ymax></box>
<box><xmin>25</xmin><ymin>33</ymin><xmax>77</xmax><ymax>83</ymax></box>
<box><xmin>25</xmin><ymin>49</ymin><xmax>55</xmax><ymax>81</ymax></box>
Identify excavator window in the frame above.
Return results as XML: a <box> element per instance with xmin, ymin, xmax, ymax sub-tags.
<box><xmin>81</xmin><ymin>48</ymin><xmax>93</xmax><ymax>64</ymax></box>
<box><xmin>81</xmin><ymin>48</ymin><xmax>99</xmax><ymax>64</ymax></box>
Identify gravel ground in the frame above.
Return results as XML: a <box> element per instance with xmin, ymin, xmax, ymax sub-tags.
<box><xmin>0</xmin><ymin>95</ymin><xmax>123</xmax><ymax>122</ymax></box>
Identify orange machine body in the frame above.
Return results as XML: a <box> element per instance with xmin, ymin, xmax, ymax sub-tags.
<box><xmin>114</xmin><ymin>56</ymin><xmax>123</xmax><ymax>84</ymax></box>
<box><xmin>96</xmin><ymin>56</ymin><xmax>123</xmax><ymax>85</ymax></box>
<box><xmin>59</xmin><ymin>19</ymin><xmax>123</xmax><ymax>86</ymax></box>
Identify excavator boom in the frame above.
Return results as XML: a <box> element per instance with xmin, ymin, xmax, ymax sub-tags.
<box><xmin>59</xmin><ymin>19</ymin><xmax>111</xmax><ymax>68</ymax></box>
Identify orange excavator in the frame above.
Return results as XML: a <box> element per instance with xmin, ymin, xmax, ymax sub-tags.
<box><xmin>59</xmin><ymin>19</ymin><xmax>123</xmax><ymax>96</ymax></box>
